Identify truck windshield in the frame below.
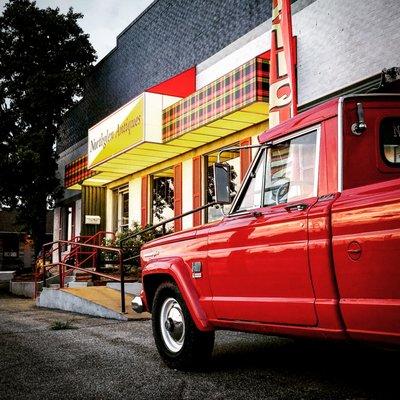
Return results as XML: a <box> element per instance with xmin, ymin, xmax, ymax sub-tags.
<box><xmin>234</xmin><ymin>130</ymin><xmax>318</xmax><ymax>212</ymax></box>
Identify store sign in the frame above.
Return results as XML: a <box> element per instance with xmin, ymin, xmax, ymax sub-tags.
<box><xmin>269</xmin><ymin>0</ymin><xmax>297</xmax><ymax>127</ymax></box>
<box><xmin>85</xmin><ymin>215</ymin><xmax>101</xmax><ymax>225</ymax></box>
<box><xmin>88</xmin><ymin>95</ymin><xmax>144</xmax><ymax>168</ymax></box>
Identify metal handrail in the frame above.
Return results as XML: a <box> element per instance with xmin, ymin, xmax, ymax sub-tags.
<box><xmin>60</xmin><ymin>231</ymin><xmax>115</xmax><ymax>271</ymax></box>
<box><xmin>40</xmin><ymin>239</ymin><xmax>126</xmax><ymax>313</ymax></box>
<box><xmin>81</xmin><ymin>231</ymin><xmax>115</xmax><ymax>245</ymax></box>
<box><xmin>119</xmin><ymin>202</ymin><xmax>218</xmax><ymax>244</ymax></box>
<box><xmin>35</xmin><ymin>206</ymin><xmax>218</xmax><ymax>313</ymax></box>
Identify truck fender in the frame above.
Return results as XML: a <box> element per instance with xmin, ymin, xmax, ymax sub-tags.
<box><xmin>143</xmin><ymin>258</ymin><xmax>213</xmax><ymax>332</ymax></box>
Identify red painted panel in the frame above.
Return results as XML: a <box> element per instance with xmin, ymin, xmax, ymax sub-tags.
<box><xmin>141</xmin><ymin>225</ymin><xmax>216</xmax><ymax>328</ymax></box>
<box><xmin>141</xmin><ymin>176</ymin><xmax>148</xmax><ymax>227</ymax></box>
<box><xmin>343</xmin><ymin>100</ymin><xmax>400</xmax><ymax>189</ymax></box>
<box><xmin>173</xmin><ymin>163</ymin><xmax>182</xmax><ymax>232</ymax></box>
<box><xmin>318</xmin><ymin>117</ymin><xmax>338</xmax><ymax>195</ymax></box>
<box><xmin>332</xmin><ymin>177</ymin><xmax>400</xmax><ymax>341</ymax></box>
<box><xmin>258</xmin><ymin>50</ymin><xmax>270</xmax><ymax>60</ymax></box>
<box><xmin>207</xmin><ymin>199</ymin><xmax>318</xmax><ymax>326</ymax></box>
<box><xmin>192</xmin><ymin>156</ymin><xmax>202</xmax><ymax>226</ymax></box>
<box><xmin>307</xmin><ymin>196</ymin><xmax>344</xmax><ymax>331</ymax></box>
<box><xmin>146</xmin><ymin>67</ymin><xmax>196</xmax><ymax>98</ymax></box>
<box><xmin>239</xmin><ymin>138</ymin><xmax>252</xmax><ymax>181</ymax></box>
<box><xmin>258</xmin><ymin>98</ymin><xmax>339</xmax><ymax>144</ymax></box>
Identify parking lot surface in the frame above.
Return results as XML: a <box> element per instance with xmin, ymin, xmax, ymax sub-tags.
<box><xmin>0</xmin><ymin>290</ymin><xmax>397</xmax><ymax>400</ymax></box>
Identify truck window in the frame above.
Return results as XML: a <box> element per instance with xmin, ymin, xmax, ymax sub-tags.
<box><xmin>264</xmin><ymin>131</ymin><xmax>318</xmax><ymax>206</ymax></box>
<box><xmin>381</xmin><ymin>117</ymin><xmax>400</xmax><ymax>166</ymax></box>
<box><xmin>235</xmin><ymin>149</ymin><xmax>266</xmax><ymax>212</ymax></box>
<box><xmin>233</xmin><ymin>130</ymin><xmax>318</xmax><ymax>213</ymax></box>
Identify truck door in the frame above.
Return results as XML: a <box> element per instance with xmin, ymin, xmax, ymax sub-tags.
<box><xmin>207</xmin><ymin>128</ymin><xmax>319</xmax><ymax>326</ymax></box>
<box><xmin>332</xmin><ymin>109</ymin><xmax>400</xmax><ymax>343</ymax></box>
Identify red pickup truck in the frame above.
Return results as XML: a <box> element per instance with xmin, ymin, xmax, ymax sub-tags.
<box><xmin>133</xmin><ymin>94</ymin><xmax>400</xmax><ymax>369</ymax></box>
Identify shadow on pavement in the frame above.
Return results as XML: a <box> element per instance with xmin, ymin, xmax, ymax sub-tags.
<box><xmin>210</xmin><ymin>333</ymin><xmax>398</xmax><ymax>398</ymax></box>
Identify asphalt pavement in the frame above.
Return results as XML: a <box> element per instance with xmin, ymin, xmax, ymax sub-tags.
<box><xmin>0</xmin><ymin>289</ymin><xmax>398</xmax><ymax>400</ymax></box>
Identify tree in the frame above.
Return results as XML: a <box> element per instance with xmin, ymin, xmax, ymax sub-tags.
<box><xmin>0</xmin><ymin>0</ymin><xmax>96</xmax><ymax>255</ymax></box>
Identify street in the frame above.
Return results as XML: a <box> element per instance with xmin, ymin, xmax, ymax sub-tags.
<box><xmin>0</xmin><ymin>290</ymin><xmax>397</xmax><ymax>400</ymax></box>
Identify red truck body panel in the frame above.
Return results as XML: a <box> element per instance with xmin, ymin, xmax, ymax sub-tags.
<box><xmin>141</xmin><ymin>95</ymin><xmax>400</xmax><ymax>345</ymax></box>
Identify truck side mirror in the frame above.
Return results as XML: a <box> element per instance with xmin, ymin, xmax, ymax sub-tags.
<box><xmin>213</xmin><ymin>162</ymin><xmax>232</xmax><ymax>204</ymax></box>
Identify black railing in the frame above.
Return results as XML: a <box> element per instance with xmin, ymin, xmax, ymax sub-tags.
<box><xmin>40</xmin><ymin>240</ymin><xmax>126</xmax><ymax>312</ymax></box>
<box><xmin>119</xmin><ymin>202</ymin><xmax>218</xmax><ymax>245</ymax></box>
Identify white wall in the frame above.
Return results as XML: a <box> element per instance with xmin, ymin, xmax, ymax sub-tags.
<box><xmin>181</xmin><ymin>159</ymin><xmax>193</xmax><ymax>230</ymax></box>
<box><xmin>196</xmin><ymin>0</ymin><xmax>400</xmax><ymax>107</ymax></box>
<box><xmin>251</xmin><ymin>135</ymin><xmax>260</xmax><ymax>158</ymax></box>
<box><xmin>129</xmin><ymin>178</ymin><xmax>142</xmax><ymax>227</ymax></box>
<box><xmin>105</xmin><ymin>188</ymin><xmax>114</xmax><ymax>232</ymax></box>
<box><xmin>75</xmin><ymin>199</ymin><xmax>81</xmax><ymax>236</ymax></box>
<box><xmin>196</xmin><ymin>31</ymin><xmax>269</xmax><ymax>89</ymax></box>
<box><xmin>52</xmin><ymin>207</ymin><xmax>61</xmax><ymax>263</ymax></box>
<box><xmin>53</xmin><ymin>207</ymin><xmax>61</xmax><ymax>242</ymax></box>
<box><xmin>294</xmin><ymin>0</ymin><xmax>400</xmax><ymax>105</ymax></box>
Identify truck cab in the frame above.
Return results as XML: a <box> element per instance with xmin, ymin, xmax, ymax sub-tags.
<box><xmin>135</xmin><ymin>94</ymin><xmax>400</xmax><ymax>369</ymax></box>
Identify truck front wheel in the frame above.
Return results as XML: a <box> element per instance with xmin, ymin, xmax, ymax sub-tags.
<box><xmin>152</xmin><ymin>282</ymin><xmax>214</xmax><ymax>369</ymax></box>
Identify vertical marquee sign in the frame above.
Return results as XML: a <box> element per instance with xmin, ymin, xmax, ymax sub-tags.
<box><xmin>269</xmin><ymin>0</ymin><xmax>297</xmax><ymax>127</ymax></box>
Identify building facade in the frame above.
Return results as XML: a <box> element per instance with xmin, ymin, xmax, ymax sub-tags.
<box><xmin>54</xmin><ymin>0</ymin><xmax>400</xmax><ymax>241</ymax></box>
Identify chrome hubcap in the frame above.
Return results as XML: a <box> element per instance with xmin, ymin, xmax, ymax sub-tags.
<box><xmin>160</xmin><ymin>297</ymin><xmax>185</xmax><ymax>353</ymax></box>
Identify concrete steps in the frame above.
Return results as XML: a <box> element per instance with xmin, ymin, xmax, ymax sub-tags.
<box><xmin>36</xmin><ymin>286</ymin><xmax>151</xmax><ymax>321</ymax></box>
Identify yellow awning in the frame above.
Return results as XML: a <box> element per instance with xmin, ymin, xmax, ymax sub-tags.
<box><xmin>83</xmin><ymin>56</ymin><xmax>270</xmax><ymax>186</ymax></box>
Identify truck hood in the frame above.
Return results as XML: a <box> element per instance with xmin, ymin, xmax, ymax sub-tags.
<box><xmin>141</xmin><ymin>220</ymin><xmax>220</xmax><ymax>250</ymax></box>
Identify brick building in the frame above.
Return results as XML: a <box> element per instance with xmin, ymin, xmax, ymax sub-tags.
<box><xmin>54</xmin><ymin>0</ymin><xmax>400</xmax><ymax>241</ymax></box>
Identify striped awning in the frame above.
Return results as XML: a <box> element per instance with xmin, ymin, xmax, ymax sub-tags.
<box><xmin>64</xmin><ymin>155</ymin><xmax>97</xmax><ymax>189</ymax></box>
<box><xmin>78</xmin><ymin>56</ymin><xmax>270</xmax><ymax>187</ymax></box>
<box><xmin>162</xmin><ymin>56</ymin><xmax>269</xmax><ymax>144</ymax></box>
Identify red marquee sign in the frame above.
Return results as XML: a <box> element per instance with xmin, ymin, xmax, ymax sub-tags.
<box><xmin>269</xmin><ymin>0</ymin><xmax>297</xmax><ymax>127</ymax></box>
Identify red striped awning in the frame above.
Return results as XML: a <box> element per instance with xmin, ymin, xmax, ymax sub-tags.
<box><xmin>162</xmin><ymin>56</ymin><xmax>269</xmax><ymax>141</ymax></box>
<box><xmin>64</xmin><ymin>155</ymin><xmax>97</xmax><ymax>188</ymax></box>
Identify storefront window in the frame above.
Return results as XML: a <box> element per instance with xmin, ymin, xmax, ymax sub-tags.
<box><xmin>204</xmin><ymin>145</ymin><xmax>240</xmax><ymax>222</ymax></box>
<box><xmin>61</xmin><ymin>204</ymin><xmax>75</xmax><ymax>250</ymax></box>
<box><xmin>151</xmin><ymin>167</ymin><xmax>174</xmax><ymax>227</ymax></box>
<box><xmin>115</xmin><ymin>186</ymin><xmax>129</xmax><ymax>232</ymax></box>
<box><xmin>64</xmin><ymin>205</ymin><xmax>74</xmax><ymax>241</ymax></box>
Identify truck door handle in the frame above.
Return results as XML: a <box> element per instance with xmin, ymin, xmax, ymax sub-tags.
<box><xmin>284</xmin><ymin>203</ymin><xmax>308</xmax><ymax>212</ymax></box>
<box><xmin>348</xmin><ymin>249</ymin><xmax>361</xmax><ymax>254</ymax></box>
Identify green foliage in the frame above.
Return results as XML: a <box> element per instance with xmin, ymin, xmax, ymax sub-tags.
<box><xmin>104</xmin><ymin>222</ymin><xmax>172</xmax><ymax>269</ymax></box>
<box><xmin>0</xmin><ymin>0</ymin><xmax>96</xmax><ymax>253</ymax></box>
<box><xmin>152</xmin><ymin>177</ymin><xmax>174</xmax><ymax>220</ymax></box>
<box><xmin>206</xmin><ymin>163</ymin><xmax>238</xmax><ymax>203</ymax></box>
<box><xmin>50</xmin><ymin>318</ymin><xmax>77</xmax><ymax>330</ymax></box>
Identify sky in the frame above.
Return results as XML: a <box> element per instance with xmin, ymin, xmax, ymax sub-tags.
<box><xmin>0</xmin><ymin>0</ymin><xmax>154</xmax><ymax>62</ymax></box>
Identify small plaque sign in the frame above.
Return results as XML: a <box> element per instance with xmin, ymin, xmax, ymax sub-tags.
<box><xmin>85</xmin><ymin>215</ymin><xmax>101</xmax><ymax>225</ymax></box>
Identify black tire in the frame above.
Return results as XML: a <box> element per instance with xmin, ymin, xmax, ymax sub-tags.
<box><xmin>152</xmin><ymin>282</ymin><xmax>215</xmax><ymax>369</ymax></box>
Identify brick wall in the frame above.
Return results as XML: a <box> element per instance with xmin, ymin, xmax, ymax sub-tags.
<box><xmin>58</xmin><ymin>0</ymin><xmax>400</xmax><ymax>157</ymax></box>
